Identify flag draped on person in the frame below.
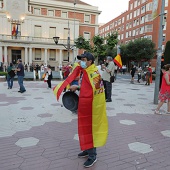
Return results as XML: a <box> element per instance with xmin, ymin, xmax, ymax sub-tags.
<box><xmin>114</xmin><ymin>54</ymin><xmax>122</xmax><ymax>68</ymax></box>
<box><xmin>53</xmin><ymin>63</ymin><xmax>108</xmax><ymax>150</ymax></box>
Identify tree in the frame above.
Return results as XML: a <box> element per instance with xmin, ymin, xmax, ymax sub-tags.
<box><xmin>126</xmin><ymin>38</ymin><xmax>156</xmax><ymax>62</ymax></box>
<box><xmin>164</xmin><ymin>41</ymin><xmax>170</xmax><ymax>64</ymax></box>
<box><xmin>75</xmin><ymin>32</ymin><xmax>119</xmax><ymax>62</ymax></box>
<box><xmin>74</xmin><ymin>36</ymin><xmax>92</xmax><ymax>52</ymax></box>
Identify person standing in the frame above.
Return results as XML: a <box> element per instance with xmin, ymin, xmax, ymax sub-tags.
<box><xmin>102</xmin><ymin>56</ymin><xmax>115</xmax><ymax>102</ymax></box>
<box><xmin>53</xmin><ymin>52</ymin><xmax>108</xmax><ymax>168</ymax></box>
<box><xmin>46</xmin><ymin>65</ymin><xmax>52</xmax><ymax>89</ymax></box>
<box><xmin>155</xmin><ymin>64</ymin><xmax>170</xmax><ymax>114</ymax></box>
<box><xmin>7</xmin><ymin>63</ymin><xmax>15</xmax><ymax>89</ymax></box>
<box><xmin>15</xmin><ymin>59</ymin><xmax>26</xmax><ymax>93</ymax></box>
<box><xmin>130</xmin><ymin>65</ymin><xmax>136</xmax><ymax>83</ymax></box>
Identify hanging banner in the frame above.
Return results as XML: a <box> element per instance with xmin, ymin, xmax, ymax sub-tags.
<box><xmin>152</xmin><ymin>0</ymin><xmax>159</xmax><ymax>19</ymax></box>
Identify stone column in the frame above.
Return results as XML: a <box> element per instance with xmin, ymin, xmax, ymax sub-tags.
<box><xmin>29</xmin><ymin>47</ymin><xmax>32</xmax><ymax>65</ymax></box>
<box><xmin>25</xmin><ymin>47</ymin><xmax>28</xmax><ymax>64</ymax></box>
<box><xmin>44</xmin><ymin>48</ymin><xmax>47</xmax><ymax>65</ymax></box>
<box><xmin>59</xmin><ymin>49</ymin><xmax>62</xmax><ymax>65</ymax></box>
<box><xmin>0</xmin><ymin>46</ymin><xmax>2</xmax><ymax>62</ymax></box>
<box><xmin>4</xmin><ymin>46</ymin><xmax>7</xmax><ymax>64</ymax></box>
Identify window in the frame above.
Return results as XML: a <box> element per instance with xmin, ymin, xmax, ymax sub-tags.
<box><xmin>141</xmin><ymin>16</ymin><xmax>145</xmax><ymax>24</ymax></box>
<box><xmin>134</xmin><ymin>10</ymin><xmax>136</xmax><ymax>17</ymax></box>
<box><xmin>129</xmin><ymin>31</ymin><xmax>131</xmax><ymax>37</ymax></box>
<box><xmin>140</xmin><ymin>26</ymin><xmax>145</xmax><ymax>34</ymax></box>
<box><xmin>126</xmin><ymin>23</ymin><xmax>129</xmax><ymax>29</ymax></box>
<box><xmin>63</xmin><ymin>28</ymin><xmax>69</xmax><ymax>43</ymax></box>
<box><xmin>145</xmin><ymin>24</ymin><xmax>153</xmax><ymax>32</ymax></box>
<box><xmin>49</xmin><ymin>49</ymin><xmax>56</xmax><ymax>61</ymax></box>
<box><xmin>62</xmin><ymin>11</ymin><xmax>67</xmax><ymax>18</ymax></box>
<box><xmin>141</xmin><ymin>6</ymin><xmax>146</xmax><ymax>14</ymax></box>
<box><xmin>48</xmin><ymin>10</ymin><xmax>54</xmax><ymax>16</ymax></box>
<box><xmin>130</xmin><ymin>13</ymin><xmax>132</xmax><ymax>19</ymax></box>
<box><xmin>145</xmin><ymin>14</ymin><xmax>152</xmax><ymax>22</ymax></box>
<box><xmin>146</xmin><ymin>3</ymin><xmax>152</xmax><ymax>11</ymax></box>
<box><xmin>35</xmin><ymin>49</ymin><xmax>41</xmax><ymax>60</ymax></box>
<box><xmin>126</xmin><ymin>32</ymin><xmax>128</xmax><ymax>38</ymax></box>
<box><xmin>130</xmin><ymin>3</ymin><xmax>133</xmax><ymax>10</ymax></box>
<box><xmin>84</xmin><ymin>32</ymin><xmax>90</xmax><ymax>40</ymax></box>
<box><xmin>134</xmin><ymin>0</ymin><xmax>137</xmax><ymax>8</ymax></box>
<box><xmin>122</xmin><ymin>17</ymin><xmax>124</xmax><ymax>23</ymax></box>
<box><xmin>165</xmin><ymin>0</ymin><xmax>168</xmax><ymax>7</ymax></box>
<box><xmin>121</xmin><ymin>34</ymin><xmax>124</xmax><ymax>39</ymax></box>
<box><xmin>63</xmin><ymin>50</ymin><xmax>68</xmax><ymax>61</ymax></box>
<box><xmin>85</xmin><ymin>14</ymin><xmax>90</xmax><ymax>23</ymax></box>
<box><xmin>34</xmin><ymin>25</ymin><xmax>42</xmax><ymax>37</ymax></box>
<box><xmin>34</xmin><ymin>8</ymin><xmax>40</xmax><ymax>15</ymax></box>
<box><xmin>133</xmin><ymin>20</ymin><xmax>136</xmax><ymax>27</ymax></box>
<box><xmin>137</xmin><ymin>9</ymin><xmax>140</xmax><ymax>16</ymax></box>
<box><xmin>137</xmin><ymin>0</ymin><xmax>140</xmax><ymax>6</ymax></box>
<box><xmin>162</xmin><ymin>34</ymin><xmax>166</xmax><ymax>42</ymax></box>
<box><xmin>127</xmin><ymin>14</ymin><xmax>129</xmax><ymax>20</ymax></box>
<box><xmin>49</xmin><ymin>27</ymin><xmax>56</xmax><ymax>38</ymax></box>
<box><xmin>118</xmin><ymin>19</ymin><xmax>121</xmax><ymax>25</ymax></box>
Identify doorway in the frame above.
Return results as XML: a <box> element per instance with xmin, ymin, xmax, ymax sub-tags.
<box><xmin>12</xmin><ymin>50</ymin><xmax>21</xmax><ymax>64</ymax></box>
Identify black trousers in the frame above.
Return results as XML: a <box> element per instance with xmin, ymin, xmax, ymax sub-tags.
<box><xmin>47</xmin><ymin>78</ymin><xmax>52</xmax><ymax>88</ymax></box>
<box><xmin>103</xmin><ymin>80</ymin><xmax>112</xmax><ymax>100</ymax></box>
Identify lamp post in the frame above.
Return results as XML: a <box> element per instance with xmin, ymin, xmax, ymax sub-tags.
<box><xmin>53</xmin><ymin>23</ymin><xmax>74</xmax><ymax>62</ymax></box>
<box><xmin>153</xmin><ymin>0</ymin><xmax>165</xmax><ymax>104</ymax></box>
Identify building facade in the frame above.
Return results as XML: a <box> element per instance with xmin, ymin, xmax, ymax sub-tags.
<box><xmin>0</xmin><ymin>0</ymin><xmax>100</xmax><ymax>70</ymax></box>
<box><xmin>99</xmin><ymin>0</ymin><xmax>169</xmax><ymax>67</ymax></box>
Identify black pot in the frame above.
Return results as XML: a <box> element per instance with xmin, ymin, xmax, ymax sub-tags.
<box><xmin>62</xmin><ymin>91</ymin><xmax>79</xmax><ymax>111</ymax></box>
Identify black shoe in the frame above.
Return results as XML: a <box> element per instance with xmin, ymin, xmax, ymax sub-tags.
<box><xmin>20</xmin><ymin>90</ymin><xmax>26</xmax><ymax>93</ymax></box>
<box><xmin>18</xmin><ymin>90</ymin><xmax>21</xmax><ymax>92</ymax></box>
<box><xmin>83</xmin><ymin>158</ymin><xmax>97</xmax><ymax>168</ymax></box>
<box><xmin>78</xmin><ymin>151</ymin><xmax>88</xmax><ymax>158</ymax></box>
<box><xmin>106</xmin><ymin>99</ymin><xmax>112</xmax><ymax>102</ymax></box>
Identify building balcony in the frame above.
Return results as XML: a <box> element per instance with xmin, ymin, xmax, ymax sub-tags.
<box><xmin>0</xmin><ymin>34</ymin><xmax>75</xmax><ymax>46</ymax></box>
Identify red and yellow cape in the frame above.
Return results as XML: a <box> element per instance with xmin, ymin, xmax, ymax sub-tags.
<box><xmin>53</xmin><ymin>63</ymin><xmax>108</xmax><ymax>150</ymax></box>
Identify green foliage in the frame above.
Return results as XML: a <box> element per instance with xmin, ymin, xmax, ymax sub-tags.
<box><xmin>75</xmin><ymin>32</ymin><xmax>119</xmax><ymax>61</ymax></box>
<box><xmin>164</xmin><ymin>41</ymin><xmax>170</xmax><ymax>64</ymax></box>
<box><xmin>74</xmin><ymin>36</ymin><xmax>92</xmax><ymax>52</ymax></box>
<box><xmin>125</xmin><ymin>38</ymin><xmax>156</xmax><ymax>61</ymax></box>
<box><xmin>0</xmin><ymin>72</ymin><xmax>7</xmax><ymax>76</ymax></box>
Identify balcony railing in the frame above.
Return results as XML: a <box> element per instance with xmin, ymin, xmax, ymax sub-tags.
<box><xmin>0</xmin><ymin>34</ymin><xmax>75</xmax><ymax>45</ymax></box>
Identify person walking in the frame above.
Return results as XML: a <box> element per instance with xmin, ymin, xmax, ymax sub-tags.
<box><xmin>145</xmin><ymin>66</ymin><xmax>152</xmax><ymax>85</ymax></box>
<box><xmin>53</xmin><ymin>51</ymin><xmax>108</xmax><ymax>168</ymax></box>
<box><xmin>102</xmin><ymin>56</ymin><xmax>115</xmax><ymax>102</ymax></box>
<box><xmin>15</xmin><ymin>59</ymin><xmax>26</xmax><ymax>93</ymax></box>
<box><xmin>130</xmin><ymin>65</ymin><xmax>136</xmax><ymax>83</ymax></box>
<box><xmin>46</xmin><ymin>65</ymin><xmax>52</xmax><ymax>89</ymax></box>
<box><xmin>155</xmin><ymin>64</ymin><xmax>170</xmax><ymax>115</ymax></box>
<box><xmin>7</xmin><ymin>63</ymin><xmax>15</xmax><ymax>89</ymax></box>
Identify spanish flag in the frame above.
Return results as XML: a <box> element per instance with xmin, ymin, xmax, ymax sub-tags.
<box><xmin>114</xmin><ymin>54</ymin><xmax>122</xmax><ymax>68</ymax></box>
<box><xmin>12</xmin><ymin>24</ymin><xmax>16</xmax><ymax>36</ymax></box>
<box><xmin>53</xmin><ymin>63</ymin><xmax>108</xmax><ymax>150</ymax></box>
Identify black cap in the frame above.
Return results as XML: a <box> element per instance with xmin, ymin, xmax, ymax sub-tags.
<box><xmin>77</xmin><ymin>51</ymin><xmax>94</xmax><ymax>62</ymax></box>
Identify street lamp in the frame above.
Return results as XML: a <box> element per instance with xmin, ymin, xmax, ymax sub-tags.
<box><xmin>53</xmin><ymin>30</ymin><xmax>74</xmax><ymax>62</ymax></box>
<box><xmin>153</xmin><ymin>0</ymin><xmax>165</xmax><ymax>104</ymax></box>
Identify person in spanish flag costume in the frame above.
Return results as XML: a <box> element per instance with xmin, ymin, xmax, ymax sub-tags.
<box><xmin>53</xmin><ymin>52</ymin><xmax>108</xmax><ymax>168</ymax></box>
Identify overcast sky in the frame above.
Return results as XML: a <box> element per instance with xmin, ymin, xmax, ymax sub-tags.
<box><xmin>81</xmin><ymin>0</ymin><xmax>130</xmax><ymax>23</ymax></box>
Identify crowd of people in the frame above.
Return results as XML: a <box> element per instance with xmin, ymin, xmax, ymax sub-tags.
<box><xmin>4</xmin><ymin>51</ymin><xmax>170</xmax><ymax>168</ymax></box>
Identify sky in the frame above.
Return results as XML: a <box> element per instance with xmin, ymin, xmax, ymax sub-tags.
<box><xmin>81</xmin><ymin>0</ymin><xmax>130</xmax><ymax>23</ymax></box>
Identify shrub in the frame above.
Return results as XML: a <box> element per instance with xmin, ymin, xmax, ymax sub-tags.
<box><xmin>0</xmin><ymin>72</ymin><xmax>7</xmax><ymax>76</ymax></box>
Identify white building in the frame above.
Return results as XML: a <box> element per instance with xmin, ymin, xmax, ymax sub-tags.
<box><xmin>0</xmin><ymin>0</ymin><xmax>100</xmax><ymax>70</ymax></box>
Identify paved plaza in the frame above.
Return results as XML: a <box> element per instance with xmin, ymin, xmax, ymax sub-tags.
<box><xmin>0</xmin><ymin>77</ymin><xmax>170</xmax><ymax>170</ymax></box>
